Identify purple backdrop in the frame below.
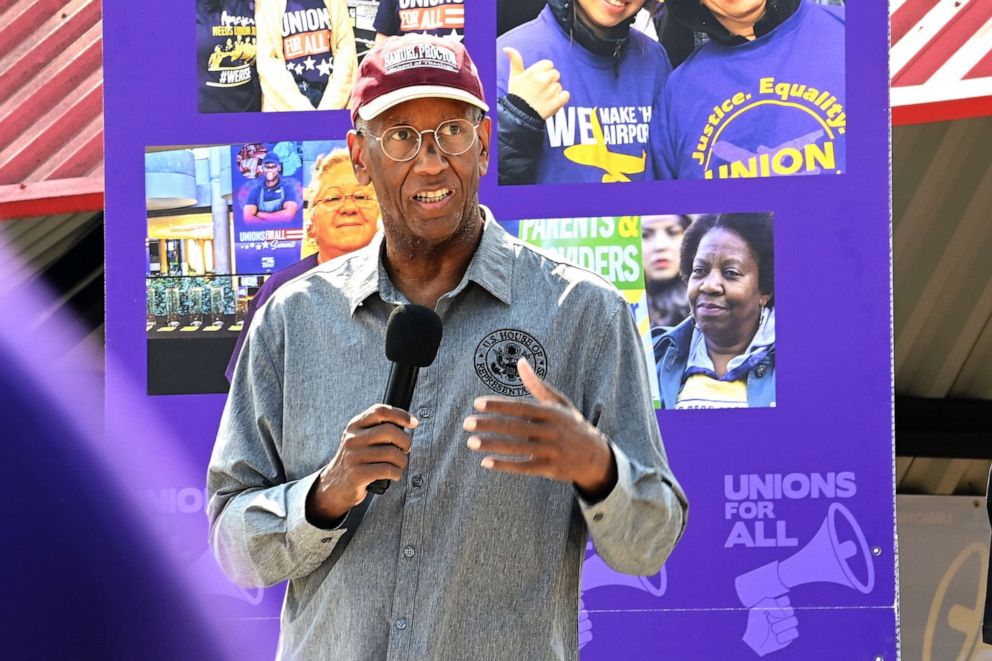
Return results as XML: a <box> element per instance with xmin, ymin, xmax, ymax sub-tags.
<box><xmin>104</xmin><ymin>1</ymin><xmax>895</xmax><ymax>658</ymax></box>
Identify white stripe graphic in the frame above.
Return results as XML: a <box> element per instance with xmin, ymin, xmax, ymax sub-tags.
<box><xmin>891</xmin><ymin>76</ymin><xmax>992</xmax><ymax>105</ymax></box>
<box><xmin>928</xmin><ymin>13</ymin><xmax>992</xmax><ymax>82</ymax></box>
<box><xmin>890</xmin><ymin>0</ymin><xmax>911</xmax><ymax>18</ymax></box>
<box><xmin>891</xmin><ymin>0</ymin><xmax>974</xmax><ymax>80</ymax></box>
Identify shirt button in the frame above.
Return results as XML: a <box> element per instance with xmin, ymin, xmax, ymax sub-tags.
<box><xmin>755</xmin><ymin>364</ymin><xmax>768</xmax><ymax>378</ymax></box>
<box><xmin>395</xmin><ymin>618</ymin><xmax>407</xmax><ymax>631</ymax></box>
<box><xmin>417</xmin><ymin>407</ymin><xmax>432</xmax><ymax>419</ymax></box>
<box><xmin>411</xmin><ymin>475</ymin><xmax>424</xmax><ymax>488</ymax></box>
<box><xmin>403</xmin><ymin>545</ymin><xmax>416</xmax><ymax>558</ymax></box>
<box><xmin>593</xmin><ymin>513</ymin><xmax>604</xmax><ymax>522</ymax></box>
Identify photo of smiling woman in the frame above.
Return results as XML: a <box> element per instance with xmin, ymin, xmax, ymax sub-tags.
<box><xmin>653</xmin><ymin>212</ymin><xmax>775</xmax><ymax>409</ymax></box>
<box><xmin>225</xmin><ymin>148</ymin><xmax>380</xmax><ymax>381</ymax></box>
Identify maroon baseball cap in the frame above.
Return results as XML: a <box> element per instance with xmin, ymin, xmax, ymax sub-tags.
<box><xmin>351</xmin><ymin>34</ymin><xmax>488</xmax><ymax>124</ymax></box>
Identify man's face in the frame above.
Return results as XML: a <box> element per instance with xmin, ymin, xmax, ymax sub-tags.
<box><xmin>263</xmin><ymin>162</ymin><xmax>281</xmax><ymax>184</ymax></box>
<box><xmin>349</xmin><ymin>98</ymin><xmax>491</xmax><ymax>251</ymax></box>
<box><xmin>309</xmin><ymin>159</ymin><xmax>379</xmax><ymax>257</ymax></box>
<box><xmin>700</xmin><ymin>0</ymin><xmax>767</xmax><ymax>31</ymax></box>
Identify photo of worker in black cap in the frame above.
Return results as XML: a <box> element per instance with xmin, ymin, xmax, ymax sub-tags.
<box><xmin>242</xmin><ymin>152</ymin><xmax>302</xmax><ymax>223</ymax></box>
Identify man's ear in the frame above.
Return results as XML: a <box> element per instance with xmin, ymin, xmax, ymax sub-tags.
<box><xmin>477</xmin><ymin>115</ymin><xmax>492</xmax><ymax>177</ymax></box>
<box><xmin>347</xmin><ymin>129</ymin><xmax>373</xmax><ymax>186</ymax></box>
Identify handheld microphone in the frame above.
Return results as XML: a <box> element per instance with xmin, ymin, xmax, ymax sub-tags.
<box><xmin>367</xmin><ymin>304</ymin><xmax>443</xmax><ymax>495</ymax></box>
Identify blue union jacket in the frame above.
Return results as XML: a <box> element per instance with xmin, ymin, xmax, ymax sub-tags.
<box><xmin>653</xmin><ymin>317</ymin><xmax>776</xmax><ymax>409</ymax></box>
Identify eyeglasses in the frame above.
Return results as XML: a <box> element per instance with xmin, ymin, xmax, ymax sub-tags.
<box><xmin>359</xmin><ymin>118</ymin><xmax>481</xmax><ymax>162</ymax></box>
<box><xmin>314</xmin><ymin>191</ymin><xmax>377</xmax><ymax>208</ymax></box>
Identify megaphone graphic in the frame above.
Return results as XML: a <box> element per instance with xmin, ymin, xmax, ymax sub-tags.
<box><xmin>189</xmin><ymin>548</ymin><xmax>265</xmax><ymax>606</ymax></box>
<box><xmin>581</xmin><ymin>552</ymin><xmax>667</xmax><ymax>597</ymax></box>
<box><xmin>736</xmin><ymin>503</ymin><xmax>875</xmax><ymax>608</ymax></box>
<box><xmin>579</xmin><ymin>552</ymin><xmax>667</xmax><ymax>652</ymax></box>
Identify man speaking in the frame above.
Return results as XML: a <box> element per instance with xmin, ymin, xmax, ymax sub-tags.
<box><xmin>208</xmin><ymin>35</ymin><xmax>687</xmax><ymax>659</ymax></box>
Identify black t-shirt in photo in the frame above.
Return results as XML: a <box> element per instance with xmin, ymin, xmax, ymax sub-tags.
<box><xmin>197</xmin><ymin>0</ymin><xmax>262</xmax><ymax>113</ymax></box>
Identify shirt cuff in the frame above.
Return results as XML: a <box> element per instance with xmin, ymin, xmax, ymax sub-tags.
<box><xmin>286</xmin><ymin>470</ymin><xmax>352</xmax><ymax>557</ymax></box>
<box><xmin>574</xmin><ymin>439</ymin><xmax>633</xmax><ymax>527</ymax></box>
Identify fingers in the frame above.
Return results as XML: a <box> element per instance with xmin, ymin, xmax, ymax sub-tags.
<box><xmin>342</xmin><ymin>404</ymin><xmax>417</xmax><ymax>456</ymax></box>
<box><xmin>472</xmin><ymin>395</ymin><xmax>560</xmax><ymax>419</ymax></box>
<box><xmin>344</xmin><ymin>422</ymin><xmax>414</xmax><ymax>454</ymax></box>
<box><xmin>503</xmin><ymin>46</ymin><xmax>524</xmax><ymax>75</ymax></box>
<box><xmin>465</xmin><ymin>404</ymin><xmax>556</xmax><ymax>432</ymax></box>
<box><xmin>352</xmin><ymin>443</ymin><xmax>410</xmax><ymax>470</ymax></box>
<box><xmin>348</xmin><ymin>404</ymin><xmax>419</xmax><ymax>431</ymax></box>
<box><xmin>354</xmin><ymin>462</ymin><xmax>406</xmax><ymax>485</ymax></box>
<box><xmin>479</xmin><ymin>456</ymin><xmax>549</xmax><ymax>476</ymax></box>
<box><xmin>466</xmin><ymin>434</ymin><xmax>540</xmax><ymax>461</ymax></box>
<box><xmin>504</xmin><ymin>47</ymin><xmax>555</xmax><ymax>77</ymax></box>
<box><xmin>768</xmin><ymin>596</ymin><xmax>795</xmax><ymax>621</ymax></box>
<box><xmin>518</xmin><ymin>358</ymin><xmax>570</xmax><ymax>406</ymax></box>
<box><xmin>770</xmin><ymin>616</ymin><xmax>799</xmax><ymax>642</ymax></box>
<box><xmin>760</xmin><ymin>596</ymin><xmax>799</xmax><ymax>643</ymax></box>
<box><xmin>504</xmin><ymin>51</ymin><xmax>569</xmax><ymax>120</ymax></box>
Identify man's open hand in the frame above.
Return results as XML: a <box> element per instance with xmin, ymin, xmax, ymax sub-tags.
<box><xmin>464</xmin><ymin>358</ymin><xmax>616</xmax><ymax>500</ymax></box>
<box><xmin>306</xmin><ymin>405</ymin><xmax>418</xmax><ymax>526</ymax></box>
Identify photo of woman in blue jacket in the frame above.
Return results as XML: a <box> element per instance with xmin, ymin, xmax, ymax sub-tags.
<box><xmin>496</xmin><ymin>0</ymin><xmax>672</xmax><ymax>185</ymax></box>
<box><xmin>653</xmin><ymin>213</ymin><xmax>775</xmax><ymax>409</ymax></box>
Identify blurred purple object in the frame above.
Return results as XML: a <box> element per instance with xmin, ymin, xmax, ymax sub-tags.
<box><xmin>0</xmin><ymin>236</ymin><xmax>260</xmax><ymax>660</ymax></box>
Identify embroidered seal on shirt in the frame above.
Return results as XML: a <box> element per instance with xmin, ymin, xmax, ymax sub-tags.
<box><xmin>474</xmin><ymin>329</ymin><xmax>547</xmax><ymax>397</ymax></box>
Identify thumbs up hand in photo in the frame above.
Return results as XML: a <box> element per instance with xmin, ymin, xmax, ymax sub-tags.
<box><xmin>503</xmin><ymin>47</ymin><xmax>571</xmax><ymax>120</ymax></box>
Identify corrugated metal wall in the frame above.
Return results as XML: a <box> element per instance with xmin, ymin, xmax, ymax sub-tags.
<box><xmin>893</xmin><ymin>114</ymin><xmax>992</xmax><ymax>495</ymax></box>
<box><xmin>894</xmin><ymin>115</ymin><xmax>992</xmax><ymax>400</ymax></box>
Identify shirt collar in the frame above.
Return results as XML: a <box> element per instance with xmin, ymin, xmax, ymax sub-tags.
<box><xmin>343</xmin><ymin>205</ymin><xmax>513</xmax><ymax>315</ymax></box>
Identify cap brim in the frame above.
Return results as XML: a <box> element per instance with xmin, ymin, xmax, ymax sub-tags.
<box><xmin>357</xmin><ymin>85</ymin><xmax>489</xmax><ymax>121</ymax></box>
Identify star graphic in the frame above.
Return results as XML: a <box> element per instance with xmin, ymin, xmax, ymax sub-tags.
<box><xmin>303</xmin><ymin>56</ymin><xmax>316</xmax><ymax>71</ymax></box>
<box><xmin>316</xmin><ymin>58</ymin><xmax>332</xmax><ymax>77</ymax></box>
<box><xmin>447</xmin><ymin>29</ymin><xmax>463</xmax><ymax>43</ymax></box>
<box><xmin>294</xmin><ymin>63</ymin><xmax>305</xmax><ymax>75</ymax></box>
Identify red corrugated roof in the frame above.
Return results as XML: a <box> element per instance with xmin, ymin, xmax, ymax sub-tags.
<box><xmin>891</xmin><ymin>0</ymin><xmax>992</xmax><ymax>125</ymax></box>
<box><xmin>0</xmin><ymin>0</ymin><xmax>103</xmax><ymax>219</ymax></box>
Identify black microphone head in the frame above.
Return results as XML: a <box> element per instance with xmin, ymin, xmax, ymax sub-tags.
<box><xmin>384</xmin><ymin>304</ymin><xmax>443</xmax><ymax>367</ymax></box>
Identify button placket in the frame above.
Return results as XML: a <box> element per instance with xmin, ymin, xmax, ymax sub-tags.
<box><xmin>386</xmin><ymin>361</ymin><xmax>436</xmax><ymax>659</ymax></box>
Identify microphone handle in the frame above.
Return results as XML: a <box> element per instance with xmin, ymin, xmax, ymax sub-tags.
<box><xmin>367</xmin><ymin>363</ymin><xmax>419</xmax><ymax>495</ymax></box>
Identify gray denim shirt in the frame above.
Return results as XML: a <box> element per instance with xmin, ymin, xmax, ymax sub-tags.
<box><xmin>208</xmin><ymin>212</ymin><xmax>688</xmax><ymax>660</ymax></box>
